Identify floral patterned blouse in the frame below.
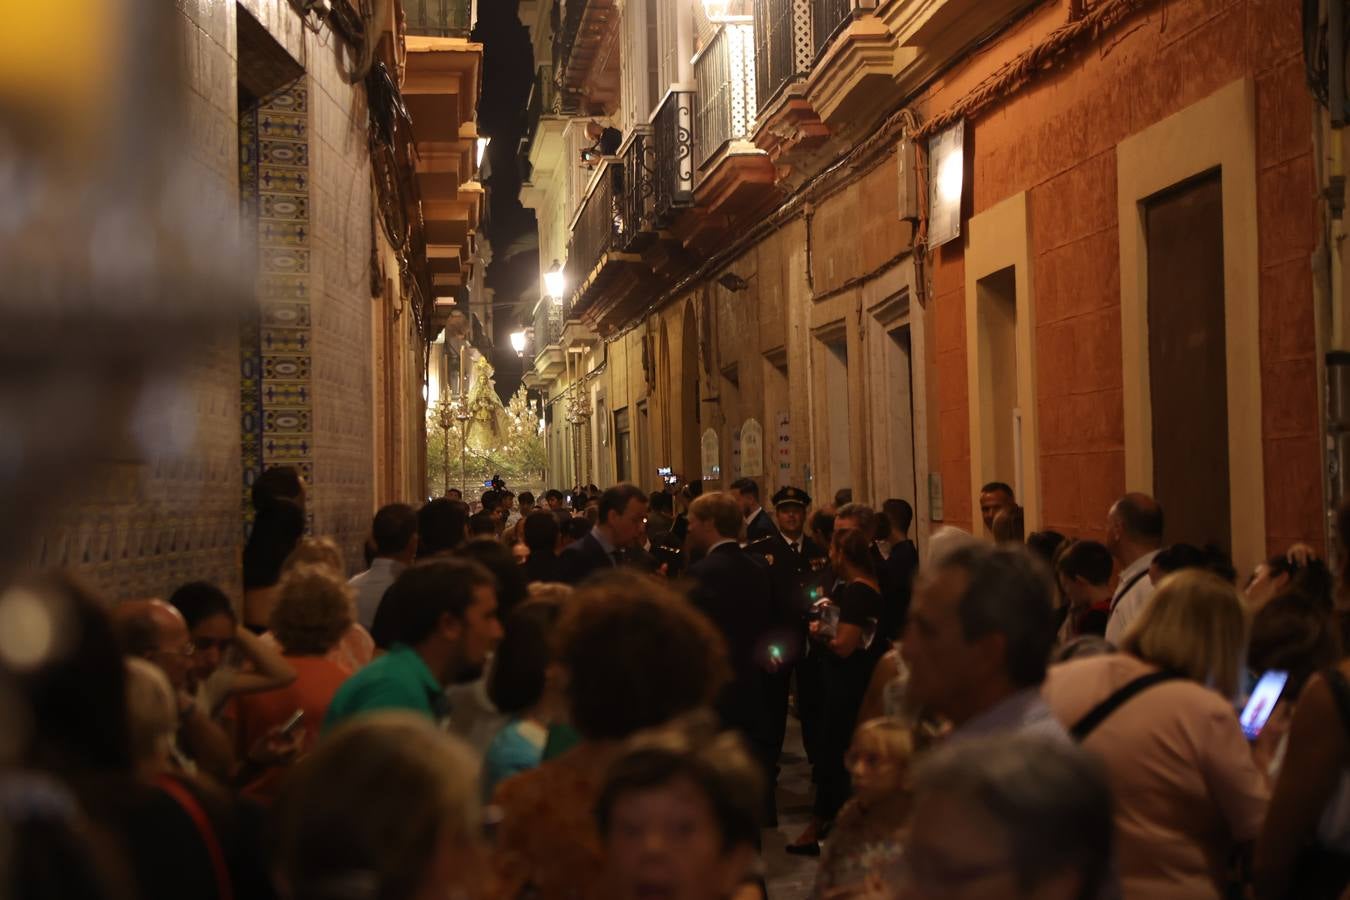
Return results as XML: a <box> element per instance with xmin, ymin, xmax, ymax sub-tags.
<box><xmin>490</xmin><ymin>741</ymin><xmax>621</xmax><ymax>900</ymax></box>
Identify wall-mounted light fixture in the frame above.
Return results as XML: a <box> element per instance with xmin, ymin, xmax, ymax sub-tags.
<box><xmin>717</xmin><ymin>272</ymin><xmax>749</xmax><ymax>292</ymax></box>
<box><xmin>928</xmin><ymin>121</ymin><xmax>965</xmax><ymax>248</ymax></box>
<box><xmin>544</xmin><ymin>260</ymin><xmax>566</xmax><ymax>303</ymax></box>
<box><xmin>476</xmin><ymin>137</ymin><xmax>490</xmax><ymax>169</ymax></box>
<box><xmin>510</xmin><ymin>330</ymin><xmax>527</xmax><ymax>356</ymax></box>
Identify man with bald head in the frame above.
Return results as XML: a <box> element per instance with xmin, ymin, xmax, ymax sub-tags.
<box><xmin>1103</xmin><ymin>493</ymin><xmax>1165</xmax><ymax>645</ymax></box>
<box><xmin>111</xmin><ymin>599</ymin><xmax>234</xmax><ymax>777</ymax></box>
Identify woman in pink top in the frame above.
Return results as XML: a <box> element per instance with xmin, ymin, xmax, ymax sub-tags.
<box><xmin>1043</xmin><ymin>571</ymin><xmax>1276</xmax><ymax>900</ymax></box>
<box><xmin>235</xmin><ymin>565</ymin><xmax>356</xmax><ymax>801</ymax></box>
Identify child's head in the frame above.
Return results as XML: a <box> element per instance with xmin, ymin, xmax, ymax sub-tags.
<box><xmin>846</xmin><ymin>717</ymin><xmax>913</xmax><ymax>801</ymax></box>
<box><xmin>597</xmin><ymin>716</ymin><xmax>761</xmax><ymax>900</ymax></box>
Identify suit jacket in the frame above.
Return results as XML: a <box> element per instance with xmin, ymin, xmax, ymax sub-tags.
<box><xmin>745</xmin><ymin>508</ymin><xmax>776</xmax><ymax>543</ymax></box>
<box><xmin>880</xmin><ymin>539</ymin><xmax>919</xmax><ymax>639</ymax></box>
<box><xmin>746</xmin><ymin>531</ymin><xmax>830</xmax><ymax>618</ymax></box>
<box><xmin>556</xmin><ymin>532</ymin><xmax>620</xmax><ymax>585</ymax></box>
<box><xmin>522</xmin><ymin>551</ymin><xmax>563</xmax><ymax>586</ymax></box>
<box><xmin>687</xmin><ymin>543</ymin><xmax>776</xmax><ymax>738</ymax></box>
<box><xmin>688</xmin><ymin>543</ymin><xmax>776</xmax><ymax>678</ymax></box>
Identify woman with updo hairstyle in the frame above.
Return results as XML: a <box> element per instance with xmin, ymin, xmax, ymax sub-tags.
<box><xmin>233</xmin><ymin>564</ymin><xmax>356</xmax><ymax>800</ymax></box>
<box><xmin>273</xmin><ymin>712</ymin><xmax>485</xmax><ymax>900</ymax></box>
<box><xmin>492</xmin><ymin>571</ymin><xmax>728</xmax><ymax>900</ymax></box>
<box><xmin>263</xmin><ymin>536</ymin><xmax>373</xmax><ymax>673</ymax></box>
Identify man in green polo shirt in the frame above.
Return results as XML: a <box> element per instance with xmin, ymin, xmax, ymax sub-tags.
<box><xmin>324</xmin><ymin>557</ymin><xmax>502</xmax><ymax>730</ymax></box>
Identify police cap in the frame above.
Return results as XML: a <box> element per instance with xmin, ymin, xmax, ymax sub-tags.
<box><xmin>771</xmin><ymin>486</ymin><xmax>811</xmax><ymax>509</ymax></box>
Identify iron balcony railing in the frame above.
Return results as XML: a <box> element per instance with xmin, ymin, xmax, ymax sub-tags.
<box><xmin>753</xmin><ymin>0</ymin><xmax>802</xmax><ymax>109</ymax></box>
<box><xmin>534</xmin><ymin>296</ymin><xmax>565</xmax><ymax>350</ymax></box>
<box><xmin>555</xmin><ymin>0</ymin><xmax>588</xmax><ymax>88</ymax></box>
<box><xmin>620</xmin><ymin>128</ymin><xmax>655</xmax><ymax>251</ymax></box>
<box><xmin>405</xmin><ymin>0</ymin><xmax>472</xmax><ymax>37</ymax></box>
<box><xmin>812</xmin><ymin>0</ymin><xmax>853</xmax><ymax>56</ymax></box>
<box><xmin>652</xmin><ymin>89</ymin><xmax>695</xmax><ymax>222</ymax></box>
<box><xmin>694</xmin><ymin>21</ymin><xmax>757</xmax><ymax>172</ymax></box>
<box><xmin>565</xmin><ymin>159</ymin><xmax>623</xmax><ymax>305</ymax></box>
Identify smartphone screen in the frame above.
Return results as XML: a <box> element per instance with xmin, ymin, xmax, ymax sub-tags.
<box><xmin>1240</xmin><ymin>670</ymin><xmax>1288</xmax><ymax>740</ymax></box>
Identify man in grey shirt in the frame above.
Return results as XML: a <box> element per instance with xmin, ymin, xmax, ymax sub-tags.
<box><xmin>350</xmin><ymin>503</ymin><xmax>418</xmax><ymax>629</ymax></box>
<box><xmin>903</xmin><ymin>542</ymin><xmax>1068</xmax><ymax>743</ymax></box>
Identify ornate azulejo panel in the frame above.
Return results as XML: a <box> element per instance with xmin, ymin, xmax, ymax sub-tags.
<box><xmin>241</xmin><ymin>78</ymin><xmax>314</xmax><ymax>534</ymax></box>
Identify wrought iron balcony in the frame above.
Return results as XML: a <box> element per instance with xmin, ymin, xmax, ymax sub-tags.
<box><xmin>620</xmin><ymin>128</ymin><xmax>655</xmax><ymax>252</ymax></box>
<box><xmin>405</xmin><ymin>0</ymin><xmax>472</xmax><ymax>37</ymax></box>
<box><xmin>564</xmin><ymin>159</ymin><xmax>623</xmax><ymax>306</ymax></box>
<box><xmin>694</xmin><ymin>21</ymin><xmax>757</xmax><ymax>172</ymax></box>
<box><xmin>534</xmin><ymin>296</ymin><xmax>565</xmax><ymax>350</ymax></box>
<box><xmin>812</xmin><ymin>0</ymin><xmax>853</xmax><ymax>55</ymax></box>
<box><xmin>753</xmin><ymin>0</ymin><xmax>807</xmax><ymax>108</ymax></box>
<box><xmin>652</xmin><ymin>89</ymin><xmax>695</xmax><ymax>224</ymax></box>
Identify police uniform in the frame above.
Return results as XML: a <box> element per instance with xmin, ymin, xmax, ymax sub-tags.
<box><xmin>745</xmin><ymin>487</ymin><xmax>833</xmax><ymax>813</ymax></box>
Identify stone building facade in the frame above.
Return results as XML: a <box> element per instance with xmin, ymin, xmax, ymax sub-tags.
<box><xmin>520</xmin><ymin>0</ymin><xmax>1328</xmax><ymax>575</ymax></box>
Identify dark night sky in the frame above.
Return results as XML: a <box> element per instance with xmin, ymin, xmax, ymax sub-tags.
<box><xmin>472</xmin><ymin>0</ymin><xmax>537</xmax><ymax>400</ymax></box>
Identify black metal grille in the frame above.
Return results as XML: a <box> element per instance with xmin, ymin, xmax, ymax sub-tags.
<box><xmin>620</xmin><ymin>129</ymin><xmax>655</xmax><ymax>250</ymax></box>
<box><xmin>653</xmin><ymin>91</ymin><xmax>695</xmax><ymax>223</ymax></box>
<box><xmin>753</xmin><ymin>0</ymin><xmax>798</xmax><ymax>107</ymax></box>
<box><xmin>812</xmin><ymin>0</ymin><xmax>852</xmax><ymax>57</ymax></box>
<box><xmin>694</xmin><ymin>23</ymin><xmax>756</xmax><ymax>171</ymax></box>
<box><xmin>564</xmin><ymin>160</ymin><xmax>623</xmax><ymax>305</ymax></box>
<box><xmin>404</xmin><ymin>0</ymin><xmax>471</xmax><ymax>37</ymax></box>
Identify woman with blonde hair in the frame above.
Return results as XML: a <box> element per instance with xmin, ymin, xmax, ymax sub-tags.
<box><xmin>1043</xmin><ymin>570</ymin><xmax>1274</xmax><ymax>899</ymax></box>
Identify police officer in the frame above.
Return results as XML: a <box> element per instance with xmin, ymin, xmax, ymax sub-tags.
<box><xmin>746</xmin><ymin>486</ymin><xmax>831</xmax><ymax>829</ymax></box>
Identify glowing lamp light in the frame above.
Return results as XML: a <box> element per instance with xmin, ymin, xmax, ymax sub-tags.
<box><xmin>928</xmin><ymin>121</ymin><xmax>966</xmax><ymax>248</ymax></box>
<box><xmin>510</xmin><ymin>330</ymin><xmax>527</xmax><ymax>355</ymax></box>
<box><xmin>543</xmin><ymin>261</ymin><xmax>566</xmax><ymax>303</ymax></box>
<box><xmin>421</xmin><ymin>382</ymin><xmax>429</xmax><ymax>402</ymax></box>
<box><xmin>476</xmin><ymin>137</ymin><xmax>490</xmax><ymax>169</ymax></box>
<box><xmin>701</xmin><ymin>0</ymin><xmax>730</xmax><ymax>19</ymax></box>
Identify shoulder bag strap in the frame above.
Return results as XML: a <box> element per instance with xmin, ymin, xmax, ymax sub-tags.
<box><xmin>155</xmin><ymin>774</ymin><xmax>235</xmax><ymax>900</ymax></box>
<box><xmin>1070</xmin><ymin>670</ymin><xmax>1182</xmax><ymax>742</ymax></box>
<box><xmin>1110</xmin><ymin>569</ymin><xmax>1150</xmax><ymax>613</ymax></box>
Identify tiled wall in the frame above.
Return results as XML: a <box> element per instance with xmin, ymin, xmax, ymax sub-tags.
<box><xmin>30</xmin><ymin>0</ymin><xmax>377</xmax><ymax>600</ymax></box>
<box><xmin>240</xmin><ymin>80</ymin><xmax>315</xmax><ymax>530</ymax></box>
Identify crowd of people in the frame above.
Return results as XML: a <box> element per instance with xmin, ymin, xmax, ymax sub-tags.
<box><xmin>7</xmin><ymin>466</ymin><xmax>1350</xmax><ymax>900</ymax></box>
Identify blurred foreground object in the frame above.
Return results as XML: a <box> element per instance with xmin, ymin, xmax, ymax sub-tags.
<box><xmin>0</xmin><ymin>0</ymin><xmax>247</xmax><ymax>581</ymax></box>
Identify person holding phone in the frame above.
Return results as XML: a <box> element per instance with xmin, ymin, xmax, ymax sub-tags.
<box><xmin>1043</xmin><ymin>571</ymin><xmax>1277</xmax><ymax>899</ymax></box>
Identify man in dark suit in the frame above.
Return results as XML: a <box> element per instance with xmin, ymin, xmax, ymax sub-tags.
<box><xmin>744</xmin><ymin>486</ymin><xmax>831</xmax><ymax>821</ymax></box>
<box><xmin>520</xmin><ymin>510</ymin><xmax>564</xmax><ymax>585</ymax></box>
<box><xmin>731</xmin><ymin>477</ymin><xmax>776</xmax><ymax>544</ymax></box>
<box><xmin>881</xmin><ymin>498</ymin><xmax>919</xmax><ymax>639</ymax></box>
<box><xmin>556</xmin><ymin>483</ymin><xmax>649</xmax><ymax>585</ymax></box>
<box><xmin>686</xmin><ymin>491</ymin><xmax>778</xmax><ymax>817</ymax></box>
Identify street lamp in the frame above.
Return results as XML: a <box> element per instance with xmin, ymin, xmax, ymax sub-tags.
<box><xmin>543</xmin><ymin>260</ymin><xmax>566</xmax><ymax>304</ymax></box>
<box><xmin>510</xmin><ymin>330</ymin><xmax>527</xmax><ymax>356</ymax></box>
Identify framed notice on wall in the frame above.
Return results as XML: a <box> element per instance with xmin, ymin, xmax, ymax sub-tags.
<box><xmin>741</xmin><ymin>418</ymin><xmax>763</xmax><ymax>477</ymax></box>
<box><xmin>701</xmin><ymin>428</ymin><xmax>721</xmax><ymax>481</ymax></box>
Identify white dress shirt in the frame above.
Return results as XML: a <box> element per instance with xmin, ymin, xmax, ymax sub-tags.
<box><xmin>349</xmin><ymin>557</ymin><xmax>405</xmax><ymax>630</ymax></box>
<box><xmin>1104</xmin><ymin>550</ymin><xmax>1160</xmax><ymax>645</ymax></box>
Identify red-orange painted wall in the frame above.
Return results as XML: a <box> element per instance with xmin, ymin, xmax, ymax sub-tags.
<box><xmin>915</xmin><ymin>0</ymin><xmax>1321</xmax><ymax>552</ymax></box>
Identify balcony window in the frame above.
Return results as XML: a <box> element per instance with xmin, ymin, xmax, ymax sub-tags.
<box><xmin>694</xmin><ymin>20</ymin><xmax>757</xmax><ymax>171</ymax></box>
<box><xmin>405</xmin><ymin>0</ymin><xmax>472</xmax><ymax>37</ymax></box>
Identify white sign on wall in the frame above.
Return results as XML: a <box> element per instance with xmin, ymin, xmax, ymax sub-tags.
<box><xmin>741</xmin><ymin>417</ymin><xmax>763</xmax><ymax>477</ymax></box>
<box><xmin>701</xmin><ymin>428</ymin><xmax>721</xmax><ymax>481</ymax></box>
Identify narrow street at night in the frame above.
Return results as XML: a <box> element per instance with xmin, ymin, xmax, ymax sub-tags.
<box><xmin>0</xmin><ymin>1</ymin><xmax>1345</xmax><ymax>899</ymax></box>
